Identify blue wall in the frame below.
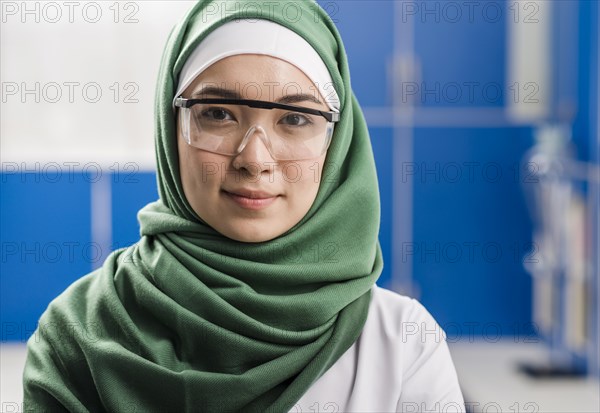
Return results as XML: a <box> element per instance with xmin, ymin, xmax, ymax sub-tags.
<box><xmin>2</xmin><ymin>173</ymin><xmax>93</xmax><ymax>341</ymax></box>
<box><xmin>331</xmin><ymin>0</ymin><xmax>538</xmax><ymax>338</ymax></box>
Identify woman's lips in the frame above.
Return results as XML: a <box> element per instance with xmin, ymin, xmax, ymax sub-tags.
<box><xmin>222</xmin><ymin>190</ymin><xmax>279</xmax><ymax>210</ymax></box>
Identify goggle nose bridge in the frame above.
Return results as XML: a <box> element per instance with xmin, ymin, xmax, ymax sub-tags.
<box><xmin>235</xmin><ymin>124</ymin><xmax>276</xmax><ymax>157</ymax></box>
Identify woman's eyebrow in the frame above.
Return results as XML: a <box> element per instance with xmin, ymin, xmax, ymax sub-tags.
<box><xmin>192</xmin><ymin>86</ymin><xmax>240</xmax><ymax>99</ymax></box>
<box><xmin>192</xmin><ymin>86</ymin><xmax>322</xmax><ymax>105</ymax></box>
<box><xmin>277</xmin><ymin>94</ymin><xmax>322</xmax><ymax>105</ymax></box>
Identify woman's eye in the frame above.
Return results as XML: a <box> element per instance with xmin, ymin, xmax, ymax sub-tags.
<box><xmin>202</xmin><ymin>107</ymin><xmax>234</xmax><ymax>121</ymax></box>
<box><xmin>280</xmin><ymin>113</ymin><xmax>312</xmax><ymax>127</ymax></box>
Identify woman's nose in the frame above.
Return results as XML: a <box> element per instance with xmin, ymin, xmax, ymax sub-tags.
<box><xmin>231</xmin><ymin>126</ymin><xmax>277</xmax><ymax>173</ymax></box>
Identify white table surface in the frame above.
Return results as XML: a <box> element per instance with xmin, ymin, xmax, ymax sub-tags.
<box><xmin>449</xmin><ymin>340</ymin><xmax>600</xmax><ymax>413</ymax></box>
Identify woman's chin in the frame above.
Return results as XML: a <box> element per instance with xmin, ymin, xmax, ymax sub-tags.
<box><xmin>219</xmin><ymin>222</ymin><xmax>282</xmax><ymax>243</ymax></box>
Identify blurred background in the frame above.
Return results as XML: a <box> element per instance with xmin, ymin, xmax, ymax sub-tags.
<box><xmin>1</xmin><ymin>0</ymin><xmax>598</xmax><ymax>411</ymax></box>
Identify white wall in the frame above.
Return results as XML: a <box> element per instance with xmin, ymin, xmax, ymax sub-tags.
<box><xmin>1</xmin><ymin>1</ymin><xmax>195</xmax><ymax>169</ymax></box>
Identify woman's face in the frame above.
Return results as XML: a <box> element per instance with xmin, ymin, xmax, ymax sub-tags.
<box><xmin>177</xmin><ymin>54</ymin><xmax>330</xmax><ymax>243</ymax></box>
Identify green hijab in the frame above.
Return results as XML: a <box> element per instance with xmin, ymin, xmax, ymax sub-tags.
<box><xmin>23</xmin><ymin>1</ymin><xmax>383</xmax><ymax>412</ymax></box>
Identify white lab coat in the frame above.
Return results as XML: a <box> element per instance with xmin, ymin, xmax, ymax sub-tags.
<box><xmin>292</xmin><ymin>284</ymin><xmax>466</xmax><ymax>412</ymax></box>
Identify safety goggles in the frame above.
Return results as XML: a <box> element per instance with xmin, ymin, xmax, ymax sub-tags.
<box><xmin>174</xmin><ymin>97</ymin><xmax>340</xmax><ymax>161</ymax></box>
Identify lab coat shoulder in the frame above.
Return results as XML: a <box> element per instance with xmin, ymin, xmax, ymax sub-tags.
<box><xmin>370</xmin><ymin>285</ymin><xmax>466</xmax><ymax>412</ymax></box>
<box><xmin>370</xmin><ymin>284</ymin><xmax>424</xmax><ymax>339</ymax></box>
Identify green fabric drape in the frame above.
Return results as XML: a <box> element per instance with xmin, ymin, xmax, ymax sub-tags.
<box><xmin>23</xmin><ymin>1</ymin><xmax>383</xmax><ymax>412</ymax></box>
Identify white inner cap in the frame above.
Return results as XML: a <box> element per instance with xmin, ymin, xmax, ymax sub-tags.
<box><xmin>172</xmin><ymin>19</ymin><xmax>340</xmax><ymax>112</ymax></box>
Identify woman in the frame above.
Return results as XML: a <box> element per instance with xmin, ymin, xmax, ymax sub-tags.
<box><xmin>23</xmin><ymin>1</ymin><xmax>465</xmax><ymax>412</ymax></box>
